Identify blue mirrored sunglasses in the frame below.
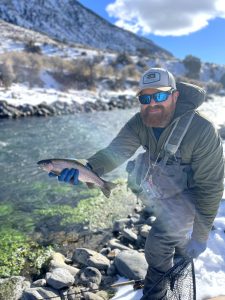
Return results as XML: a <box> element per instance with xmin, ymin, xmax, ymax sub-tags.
<box><xmin>138</xmin><ymin>89</ymin><xmax>175</xmax><ymax>105</ymax></box>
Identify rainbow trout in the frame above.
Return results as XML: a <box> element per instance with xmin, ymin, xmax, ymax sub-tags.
<box><xmin>37</xmin><ymin>158</ymin><xmax>116</xmax><ymax>198</ymax></box>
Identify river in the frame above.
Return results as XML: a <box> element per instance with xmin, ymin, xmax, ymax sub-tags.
<box><xmin>0</xmin><ymin>108</ymin><xmax>139</xmax><ymax>242</ymax></box>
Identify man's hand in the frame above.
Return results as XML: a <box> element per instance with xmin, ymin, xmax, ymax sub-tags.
<box><xmin>185</xmin><ymin>239</ymin><xmax>207</xmax><ymax>258</ymax></box>
<box><xmin>49</xmin><ymin>168</ymin><xmax>79</xmax><ymax>185</ymax></box>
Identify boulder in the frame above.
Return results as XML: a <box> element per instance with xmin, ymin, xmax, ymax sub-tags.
<box><xmin>114</xmin><ymin>250</ymin><xmax>148</xmax><ymax>280</ymax></box>
<box><xmin>73</xmin><ymin>248</ymin><xmax>110</xmax><ymax>270</ymax></box>
<box><xmin>49</xmin><ymin>252</ymin><xmax>80</xmax><ymax>276</ymax></box>
<box><xmin>46</xmin><ymin>267</ymin><xmax>75</xmax><ymax>289</ymax></box>
<box><xmin>78</xmin><ymin>267</ymin><xmax>102</xmax><ymax>289</ymax></box>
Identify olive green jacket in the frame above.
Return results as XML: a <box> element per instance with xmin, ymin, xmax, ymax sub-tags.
<box><xmin>88</xmin><ymin>82</ymin><xmax>224</xmax><ymax>242</ymax></box>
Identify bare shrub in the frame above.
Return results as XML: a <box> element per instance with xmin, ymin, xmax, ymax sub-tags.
<box><xmin>114</xmin><ymin>52</ymin><xmax>133</xmax><ymax>66</ymax></box>
<box><xmin>0</xmin><ymin>59</ymin><xmax>15</xmax><ymax>88</ymax></box>
<box><xmin>24</xmin><ymin>40</ymin><xmax>42</xmax><ymax>54</ymax></box>
<box><xmin>205</xmin><ymin>80</ymin><xmax>223</xmax><ymax>94</ymax></box>
<box><xmin>51</xmin><ymin>59</ymin><xmax>97</xmax><ymax>90</ymax></box>
<box><xmin>93</xmin><ymin>64</ymin><xmax>115</xmax><ymax>79</ymax></box>
<box><xmin>121</xmin><ymin>65</ymin><xmax>140</xmax><ymax>80</ymax></box>
<box><xmin>183</xmin><ymin>55</ymin><xmax>201</xmax><ymax>79</ymax></box>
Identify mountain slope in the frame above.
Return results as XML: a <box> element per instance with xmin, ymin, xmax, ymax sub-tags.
<box><xmin>0</xmin><ymin>0</ymin><xmax>172</xmax><ymax>57</ymax></box>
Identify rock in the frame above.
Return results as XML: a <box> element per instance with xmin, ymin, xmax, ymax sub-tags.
<box><xmin>38</xmin><ymin>102</ymin><xmax>56</xmax><ymax>115</ymax></box>
<box><xmin>99</xmin><ymin>247</ymin><xmax>111</xmax><ymax>256</ymax></box>
<box><xmin>31</xmin><ymin>279</ymin><xmax>46</xmax><ymax>287</ymax></box>
<box><xmin>0</xmin><ymin>276</ymin><xmax>30</xmax><ymax>300</ymax></box>
<box><xmin>67</xmin><ymin>286</ymin><xmax>82</xmax><ymax>300</ymax></box>
<box><xmin>145</xmin><ymin>216</ymin><xmax>156</xmax><ymax>225</ymax></box>
<box><xmin>49</xmin><ymin>252</ymin><xmax>80</xmax><ymax>276</ymax></box>
<box><xmin>73</xmin><ymin>248</ymin><xmax>110</xmax><ymax>270</ymax></box>
<box><xmin>106</xmin><ymin>263</ymin><xmax>117</xmax><ymax>276</ymax></box>
<box><xmin>129</xmin><ymin>214</ymin><xmax>143</xmax><ymax>225</ymax></box>
<box><xmin>107</xmin><ymin>249</ymin><xmax>121</xmax><ymax>260</ymax></box>
<box><xmin>121</xmin><ymin>228</ymin><xmax>138</xmax><ymax>242</ymax></box>
<box><xmin>22</xmin><ymin>287</ymin><xmax>60</xmax><ymax>300</ymax></box>
<box><xmin>83</xmin><ymin>292</ymin><xmax>105</xmax><ymax>300</ymax></box>
<box><xmin>101</xmin><ymin>275</ymin><xmax>117</xmax><ymax>288</ymax></box>
<box><xmin>114</xmin><ymin>250</ymin><xmax>148</xmax><ymax>280</ymax></box>
<box><xmin>46</xmin><ymin>267</ymin><xmax>75</xmax><ymax>289</ymax></box>
<box><xmin>112</xmin><ymin>218</ymin><xmax>131</xmax><ymax>233</ymax></box>
<box><xmin>139</xmin><ymin>224</ymin><xmax>151</xmax><ymax>238</ymax></box>
<box><xmin>107</xmin><ymin>238</ymin><xmax>130</xmax><ymax>251</ymax></box>
<box><xmin>96</xmin><ymin>291</ymin><xmax>109</xmax><ymax>300</ymax></box>
<box><xmin>78</xmin><ymin>267</ymin><xmax>102</xmax><ymax>289</ymax></box>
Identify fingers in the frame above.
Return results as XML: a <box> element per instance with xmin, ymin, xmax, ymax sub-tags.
<box><xmin>58</xmin><ymin>168</ymin><xmax>69</xmax><ymax>182</ymax></box>
<box><xmin>48</xmin><ymin>172</ymin><xmax>57</xmax><ymax>177</ymax></box>
<box><xmin>58</xmin><ymin>168</ymin><xmax>79</xmax><ymax>185</ymax></box>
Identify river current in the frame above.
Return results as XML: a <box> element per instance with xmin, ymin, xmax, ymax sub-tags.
<box><xmin>0</xmin><ymin>108</ymin><xmax>138</xmax><ymax>238</ymax></box>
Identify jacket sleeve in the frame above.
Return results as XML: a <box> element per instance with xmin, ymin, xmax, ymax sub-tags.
<box><xmin>191</xmin><ymin>124</ymin><xmax>224</xmax><ymax>242</ymax></box>
<box><xmin>87</xmin><ymin>113</ymin><xmax>142</xmax><ymax>176</ymax></box>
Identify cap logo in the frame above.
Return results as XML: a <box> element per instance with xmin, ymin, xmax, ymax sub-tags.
<box><xmin>143</xmin><ymin>72</ymin><xmax>160</xmax><ymax>84</ymax></box>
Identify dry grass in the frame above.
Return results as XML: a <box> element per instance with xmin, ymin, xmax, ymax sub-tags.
<box><xmin>0</xmin><ymin>51</ymin><xmax>141</xmax><ymax>90</ymax></box>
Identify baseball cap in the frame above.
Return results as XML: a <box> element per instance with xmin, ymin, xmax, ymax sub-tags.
<box><xmin>137</xmin><ymin>67</ymin><xmax>176</xmax><ymax>95</ymax></box>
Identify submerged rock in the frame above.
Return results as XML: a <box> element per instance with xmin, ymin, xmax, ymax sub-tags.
<box><xmin>0</xmin><ymin>276</ymin><xmax>30</xmax><ymax>300</ymax></box>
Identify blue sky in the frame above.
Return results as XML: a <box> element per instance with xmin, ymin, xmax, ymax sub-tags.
<box><xmin>78</xmin><ymin>0</ymin><xmax>225</xmax><ymax>65</ymax></box>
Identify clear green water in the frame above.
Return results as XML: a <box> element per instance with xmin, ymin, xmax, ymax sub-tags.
<box><xmin>0</xmin><ymin>108</ymin><xmax>139</xmax><ymax>276</ymax></box>
<box><xmin>0</xmin><ymin>108</ymin><xmax>138</xmax><ymax>235</ymax></box>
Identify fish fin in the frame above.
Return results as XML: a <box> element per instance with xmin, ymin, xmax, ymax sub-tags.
<box><xmin>101</xmin><ymin>181</ymin><xmax>117</xmax><ymax>198</ymax></box>
<box><xmin>76</xmin><ymin>158</ymin><xmax>88</xmax><ymax>166</ymax></box>
<box><xmin>86</xmin><ymin>182</ymin><xmax>95</xmax><ymax>189</ymax></box>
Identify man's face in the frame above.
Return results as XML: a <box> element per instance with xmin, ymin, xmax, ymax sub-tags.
<box><xmin>140</xmin><ymin>88</ymin><xmax>179</xmax><ymax>128</ymax></box>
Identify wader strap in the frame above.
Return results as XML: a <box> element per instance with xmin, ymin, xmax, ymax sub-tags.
<box><xmin>162</xmin><ymin>111</ymin><xmax>195</xmax><ymax>165</ymax></box>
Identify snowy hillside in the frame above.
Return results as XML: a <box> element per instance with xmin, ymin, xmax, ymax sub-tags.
<box><xmin>0</xmin><ymin>0</ymin><xmax>172</xmax><ymax>57</ymax></box>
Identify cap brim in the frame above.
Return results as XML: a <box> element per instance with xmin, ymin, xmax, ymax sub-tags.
<box><xmin>136</xmin><ymin>86</ymin><xmax>172</xmax><ymax>96</ymax></box>
<box><xmin>155</xmin><ymin>87</ymin><xmax>172</xmax><ymax>91</ymax></box>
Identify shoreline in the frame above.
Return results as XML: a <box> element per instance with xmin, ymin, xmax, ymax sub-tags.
<box><xmin>0</xmin><ymin>95</ymin><xmax>138</xmax><ymax>119</ymax></box>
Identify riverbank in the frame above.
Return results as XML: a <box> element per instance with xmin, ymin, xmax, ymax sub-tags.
<box><xmin>0</xmin><ymin>95</ymin><xmax>138</xmax><ymax>118</ymax></box>
<box><xmin>0</xmin><ymin>83</ymin><xmax>222</xmax><ymax>119</ymax></box>
<box><xmin>1</xmin><ymin>200</ymin><xmax>225</xmax><ymax>300</ymax></box>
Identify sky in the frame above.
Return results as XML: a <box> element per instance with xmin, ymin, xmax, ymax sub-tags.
<box><xmin>78</xmin><ymin>0</ymin><xmax>225</xmax><ymax>65</ymax></box>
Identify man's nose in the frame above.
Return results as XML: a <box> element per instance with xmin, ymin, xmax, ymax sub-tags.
<box><xmin>148</xmin><ymin>97</ymin><xmax>157</xmax><ymax>106</ymax></box>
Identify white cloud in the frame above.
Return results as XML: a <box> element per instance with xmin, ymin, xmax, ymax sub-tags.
<box><xmin>106</xmin><ymin>0</ymin><xmax>225</xmax><ymax>36</ymax></box>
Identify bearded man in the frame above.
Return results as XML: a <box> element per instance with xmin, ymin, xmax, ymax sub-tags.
<box><xmin>50</xmin><ymin>68</ymin><xmax>224</xmax><ymax>300</ymax></box>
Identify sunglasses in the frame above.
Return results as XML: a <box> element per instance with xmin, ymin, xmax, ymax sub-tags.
<box><xmin>138</xmin><ymin>89</ymin><xmax>175</xmax><ymax>105</ymax></box>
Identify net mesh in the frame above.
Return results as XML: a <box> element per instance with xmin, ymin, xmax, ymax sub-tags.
<box><xmin>164</xmin><ymin>258</ymin><xmax>196</xmax><ymax>300</ymax></box>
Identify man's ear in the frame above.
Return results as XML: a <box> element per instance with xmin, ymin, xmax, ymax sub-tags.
<box><xmin>174</xmin><ymin>90</ymin><xmax>179</xmax><ymax>102</ymax></box>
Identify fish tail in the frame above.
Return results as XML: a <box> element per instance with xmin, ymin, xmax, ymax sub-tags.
<box><xmin>101</xmin><ymin>180</ymin><xmax>117</xmax><ymax>198</ymax></box>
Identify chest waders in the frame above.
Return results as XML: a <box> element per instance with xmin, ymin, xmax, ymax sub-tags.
<box><xmin>126</xmin><ymin>111</ymin><xmax>195</xmax><ymax>213</ymax></box>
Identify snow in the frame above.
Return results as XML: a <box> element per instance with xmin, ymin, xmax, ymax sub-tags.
<box><xmin>0</xmin><ymin>82</ymin><xmax>137</xmax><ymax>107</ymax></box>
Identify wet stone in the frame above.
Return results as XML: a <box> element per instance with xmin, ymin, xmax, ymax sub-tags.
<box><xmin>73</xmin><ymin>248</ymin><xmax>110</xmax><ymax>270</ymax></box>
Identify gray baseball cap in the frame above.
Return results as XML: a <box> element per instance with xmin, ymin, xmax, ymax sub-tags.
<box><xmin>137</xmin><ymin>67</ymin><xmax>176</xmax><ymax>95</ymax></box>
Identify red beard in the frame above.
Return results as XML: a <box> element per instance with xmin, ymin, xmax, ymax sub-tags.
<box><xmin>141</xmin><ymin>104</ymin><xmax>175</xmax><ymax>128</ymax></box>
